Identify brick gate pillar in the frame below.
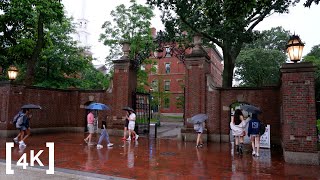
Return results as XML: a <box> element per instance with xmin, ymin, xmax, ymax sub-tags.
<box><xmin>280</xmin><ymin>62</ymin><xmax>319</xmax><ymax>165</ymax></box>
<box><xmin>181</xmin><ymin>35</ymin><xmax>210</xmax><ymax>141</ymax></box>
<box><xmin>109</xmin><ymin>42</ymin><xmax>137</xmax><ymax>134</ymax></box>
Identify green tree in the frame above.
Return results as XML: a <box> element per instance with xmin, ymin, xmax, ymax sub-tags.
<box><xmin>235</xmin><ymin>49</ymin><xmax>286</xmax><ymax>87</ymax></box>
<box><xmin>34</xmin><ymin>15</ymin><xmax>109</xmax><ymax>90</ymax></box>
<box><xmin>303</xmin><ymin>45</ymin><xmax>320</xmax><ymax>101</ymax></box>
<box><xmin>0</xmin><ymin>0</ymin><xmax>64</xmax><ymax>85</ymax></box>
<box><xmin>244</xmin><ymin>27</ymin><xmax>290</xmax><ymax>51</ymax></box>
<box><xmin>147</xmin><ymin>0</ymin><xmax>299</xmax><ymax>87</ymax></box>
<box><xmin>304</xmin><ymin>0</ymin><xmax>320</xmax><ymax>7</ymax></box>
<box><xmin>100</xmin><ymin>0</ymin><xmax>154</xmax><ymax>64</ymax></box>
<box><xmin>99</xmin><ymin>0</ymin><xmax>155</xmax><ymax>91</ymax></box>
<box><xmin>235</xmin><ymin>27</ymin><xmax>289</xmax><ymax>87</ymax></box>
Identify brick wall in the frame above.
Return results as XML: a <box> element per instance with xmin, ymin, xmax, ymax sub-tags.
<box><xmin>0</xmin><ymin>82</ymin><xmax>111</xmax><ymax>133</ymax></box>
<box><xmin>210</xmin><ymin>87</ymin><xmax>281</xmax><ymax>143</ymax></box>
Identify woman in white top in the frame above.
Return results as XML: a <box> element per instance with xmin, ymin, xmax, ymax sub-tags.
<box><xmin>230</xmin><ymin>109</ymin><xmax>250</xmax><ymax>154</ymax></box>
<box><xmin>126</xmin><ymin>110</ymin><xmax>139</xmax><ymax>141</ymax></box>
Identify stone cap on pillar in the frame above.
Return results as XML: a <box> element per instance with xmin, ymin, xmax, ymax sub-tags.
<box><xmin>280</xmin><ymin>62</ymin><xmax>316</xmax><ymax>73</ymax></box>
<box><xmin>185</xmin><ymin>34</ymin><xmax>210</xmax><ymax>60</ymax></box>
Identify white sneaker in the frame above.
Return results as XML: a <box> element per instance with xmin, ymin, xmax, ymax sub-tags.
<box><xmin>19</xmin><ymin>141</ymin><xmax>26</xmax><ymax>146</ymax></box>
<box><xmin>256</xmin><ymin>153</ymin><xmax>260</xmax><ymax>157</ymax></box>
<box><xmin>252</xmin><ymin>151</ymin><xmax>256</xmax><ymax>156</ymax></box>
<box><xmin>96</xmin><ymin>144</ymin><xmax>103</xmax><ymax>149</ymax></box>
<box><xmin>13</xmin><ymin>137</ymin><xmax>18</xmax><ymax>143</ymax></box>
<box><xmin>135</xmin><ymin>135</ymin><xmax>139</xmax><ymax>140</ymax></box>
<box><xmin>107</xmin><ymin>143</ymin><xmax>113</xmax><ymax>147</ymax></box>
<box><xmin>126</xmin><ymin>137</ymin><xmax>131</xmax><ymax>141</ymax></box>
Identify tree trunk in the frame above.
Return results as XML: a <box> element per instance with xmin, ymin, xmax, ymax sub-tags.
<box><xmin>222</xmin><ymin>48</ymin><xmax>235</xmax><ymax>88</ymax></box>
<box><xmin>24</xmin><ymin>13</ymin><xmax>44</xmax><ymax>86</ymax></box>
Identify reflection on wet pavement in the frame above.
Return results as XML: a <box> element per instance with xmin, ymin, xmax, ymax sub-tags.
<box><xmin>1</xmin><ymin>132</ymin><xmax>320</xmax><ymax>179</ymax></box>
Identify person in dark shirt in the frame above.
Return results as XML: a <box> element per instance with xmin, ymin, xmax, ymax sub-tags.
<box><xmin>247</xmin><ymin>113</ymin><xmax>261</xmax><ymax>157</ymax></box>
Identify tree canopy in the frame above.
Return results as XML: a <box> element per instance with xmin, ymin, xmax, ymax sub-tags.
<box><xmin>235</xmin><ymin>27</ymin><xmax>289</xmax><ymax>87</ymax></box>
<box><xmin>0</xmin><ymin>1</ymin><xmax>109</xmax><ymax>89</ymax></box>
<box><xmin>100</xmin><ymin>0</ymin><xmax>156</xmax><ymax>91</ymax></box>
<box><xmin>147</xmin><ymin>0</ymin><xmax>299</xmax><ymax>87</ymax></box>
<box><xmin>303</xmin><ymin>45</ymin><xmax>320</xmax><ymax>101</ymax></box>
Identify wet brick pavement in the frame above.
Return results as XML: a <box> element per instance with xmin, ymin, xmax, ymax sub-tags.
<box><xmin>1</xmin><ymin>132</ymin><xmax>320</xmax><ymax>179</ymax></box>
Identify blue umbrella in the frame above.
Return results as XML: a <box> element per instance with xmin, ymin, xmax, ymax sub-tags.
<box><xmin>190</xmin><ymin>114</ymin><xmax>208</xmax><ymax>124</ymax></box>
<box><xmin>86</xmin><ymin>103</ymin><xmax>110</xmax><ymax>110</ymax></box>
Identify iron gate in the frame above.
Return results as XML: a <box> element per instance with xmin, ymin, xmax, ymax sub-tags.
<box><xmin>132</xmin><ymin>91</ymin><xmax>151</xmax><ymax>135</ymax></box>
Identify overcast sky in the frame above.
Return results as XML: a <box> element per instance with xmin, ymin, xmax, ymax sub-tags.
<box><xmin>62</xmin><ymin>0</ymin><xmax>320</xmax><ymax>65</ymax></box>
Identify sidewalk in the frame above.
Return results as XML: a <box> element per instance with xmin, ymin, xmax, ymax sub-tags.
<box><xmin>1</xmin><ymin>132</ymin><xmax>320</xmax><ymax>179</ymax></box>
<box><xmin>0</xmin><ymin>161</ymin><xmax>130</xmax><ymax>180</ymax></box>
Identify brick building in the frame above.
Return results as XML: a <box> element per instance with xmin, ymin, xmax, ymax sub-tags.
<box><xmin>145</xmin><ymin>29</ymin><xmax>224</xmax><ymax>113</ymax></box>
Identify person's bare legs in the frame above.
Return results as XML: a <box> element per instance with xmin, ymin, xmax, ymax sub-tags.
<box><xmin>255</xmin><ymin>136</ymin><xmax>260</xmax><ymax>156</ymax></box>
<box><xmin>196</xmin><ymin>133</ymin><xmax>201</xmax><ymax>146</ymax></box>
<box><xmin>84</xmin><ymin>133</ymin><xmax>93</xmax><ymax>143</ymax></box>
<box><xmin>123</xmin><ymin>127</ymin><xmax>128</xmax><ymax>139</ymax></box>
<box><xmin>22</xmin><ymin>128</ymin><xmax>31</xmax><ymax>142</ymax></box>
<box><xmin>20</xmin><ymin>130</ymin><xmax>25</xmax><ymax>142</ymax></box>
<box><xmin>251</xmin><ymin>136</ymin><xmax>256</xmax><ymax>156</ymax></box>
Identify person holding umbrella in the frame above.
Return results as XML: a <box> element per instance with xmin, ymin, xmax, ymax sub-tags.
<box><xmin>191</xmin><ymin>114</ymin><xmax>208</xmax><ymax>148</ymax></box>
<box><xmin>15</xmin><ymin>104</ymin><xmax>41</xmax><ymax>147</ymax></box>
<box><xmin>84</xmin><ymin>110</ymin><xmax>95</xmax><ymax>145</ymax></box>
<box><xmin>18</xmin><ymin>108</ymin><xmax>32</xmax><ymax>147</ymax></box>
<box><xmin>230</xmin><ymin>109</ymin><xmax>250</xmax><ymax>154</ymax></box>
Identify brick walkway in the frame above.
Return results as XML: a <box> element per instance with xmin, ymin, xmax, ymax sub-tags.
<box><xmin>1</xmin><ymin>132</ymin><xmax>320</xmax><ymax>179</ymax></box>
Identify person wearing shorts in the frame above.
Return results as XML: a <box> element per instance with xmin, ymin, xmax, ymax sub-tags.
<box><xmin>126</xmin><ymin>110</ymin><xmax>139</xmax><ymax>141</ymax></box>
<box><xmin>248</xmin><ymin>113</ymin><xmax>261</xmax><ymax>157</ymax></box>
<box><xmin>122</xmin><ymin>112</ymin><xmax>129</xmax><ymax>140</ymax></box>
<box><xmin>84</xmin><ymin>110</ymin><xmax>95</xmax><ymax>145</ymax></box>
<box><xmin>195</xmin><ymin>122</ymin><xmax>204</xmax><ymax>148</ymax></box>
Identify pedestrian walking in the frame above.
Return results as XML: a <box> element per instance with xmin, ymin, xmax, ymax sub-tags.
<box><xmin>84</xmin><ymin>110</ymin><xmax>95</xmax><ymax>145</ymax></box>
<box><xmin>230</xmin><ymin>109</ymin><xmax>250</xmax><ymax>154</ymax></box>
<box><xmin>127</xmin><ymin>110</ymin><xmax>139</xmax><ymax>141</ymax></box>
<box><xmin>122</xmin><ymin>112</ymin><xmax>129</xmax><ymax>140</ymax></box>
<box><xmin>12</xmin><ymin>110</ymin><xmax>23</xmax><ymax>144</ymax></box>
<box><xmin>194</xmin><ymin>122</ymin><xmax>205</xmax><ymax>148</ymax></box>
<box><xmin>17</xmin><ymin>109</ymin><xmax>32</xmax><ymax>147</ymax></box>
<box><xmin>97</xmin><ymin>121</ymin><xmax>113</xmax><ymax>149</ymax></box>
<box><xmin>248</xmin><ymin>113</ymin><xmax>262</xmax><ymax>157</ymax></box>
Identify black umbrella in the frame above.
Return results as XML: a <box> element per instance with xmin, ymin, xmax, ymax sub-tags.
<box><xmin>21</xmin><ymin>104</ymin><xmax>42</xmax><ymax>109</ymax></box>
<box><xmin>190</xmin><ymin>114</ymin><xmax>208</xmax><ymax>124</ymax></box>
<box><xmin>122</xmin><ymin>106</ymin><xmax>135</xmax><ymax>112</ymax></box>
<box><xmin>240</xmin><ymin>104</ymin><xmax>262</xmax><ymax>114</ymax></box>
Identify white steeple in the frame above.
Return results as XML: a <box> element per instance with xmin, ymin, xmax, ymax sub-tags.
<box><xmin>76</xmin><ymin>0</ymin><xmax>90</xmax><ymax>47</ymax></box>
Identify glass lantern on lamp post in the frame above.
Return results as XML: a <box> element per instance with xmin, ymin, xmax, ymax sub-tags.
<box><xmin>7</xmin><ymin>65</ymin><xmax>18</xmax><ymax>81</ymax></box>
<box><xmin>286</xmin><ymin>34</ymin><xmax>305</xmax><ymax>63</ymax></box>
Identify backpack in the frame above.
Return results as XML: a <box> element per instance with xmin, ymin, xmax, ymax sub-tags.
<box><xmin>12</xmin><ymin>112</ymin><xmax>21</xmax><ymax>124</ymax></box>
<box><xmin>259</xmin><ymin>122</ymin><xmax>266</xmax><ymax>135</ymax></box>
<box><xmin>15</xmin><ymin>114</ymin><xmax>25</xmax><ymax>128</ymax></box>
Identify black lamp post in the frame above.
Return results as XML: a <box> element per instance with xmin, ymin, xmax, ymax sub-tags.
<box><xmin>286</xmin><ymin>34</ymin><xmax>305</xmax><ymax>63</ymax></box>
<box><xmin>7</xmin><ymin>65</ymin><xmax>18</xmax><ymax>81</ymax></box>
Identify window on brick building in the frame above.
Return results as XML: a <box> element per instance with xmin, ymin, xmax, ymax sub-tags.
<box><xmin>165</xmin><ymin>63</ymin><xmax>170</xmax><ymax>74</ymax></box>
<box><xmin>165</xmin><ymin>47</ymin><xmax>171</xmax><ymax>57</ymax></box>
<box><xmin>164</xmin><ymin>81</ymin><xmax>170</xmax><ymax>91</ymax></box>
<box><xmin>151</xmin><ymin>80</ymin><xmax>158</xmax><ymax>92</ymax></box>
<box><xmin>164</xmin><ymin>97</ymin><xmax>170</xmax><ymax>108</ymax></box>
